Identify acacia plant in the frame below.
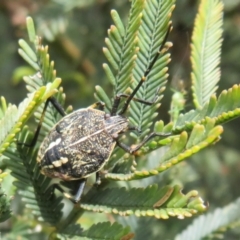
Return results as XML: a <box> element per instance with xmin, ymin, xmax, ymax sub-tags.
<box><xmin>0</xmin><ymin>0</ymin><xmax>240</xmax><ymax>239</ymax></box>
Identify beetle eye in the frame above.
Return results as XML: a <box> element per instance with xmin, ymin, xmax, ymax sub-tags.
<box><xmin>56</xmin><ymin>125</ymin><xmax>62</xmax><ymax>133</ymax></box>
<box><xmin>112</xmin><ymin>133</ymin><xmax>119</xmax><ymax>139</ymax></box>
<box><xmin>104</xmin><ymin>113</ymin><xmax>110</xmax><ymax>119</ymax></box>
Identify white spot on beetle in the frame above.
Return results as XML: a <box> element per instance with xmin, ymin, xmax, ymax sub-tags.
<box><xmin>42</xmin><ymin>165</ymin><xmax>54</xmax><ymax>169</ymax></box>
<box><xmin>60</xmin><ymin>157</ymin><xmax>69</xmax><ymax>164</ymax></box>
<box><xmin>51</xmin><ymin>157</ymin><xmax>69</xmax><ymax>168</ymax></box>
<box><xmin>52</xmin><ymin>160</ymin><xmax>62</xmax><ymax>167</ymax></box>
<box><xmin>45</xmin><ymin>138</ymin><xmax>61</xmax><ymax>152</ymax></box>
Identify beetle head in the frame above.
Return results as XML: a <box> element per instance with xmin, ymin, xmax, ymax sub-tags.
<box><xmin>104</xmin><ymin>115</ymin><xmax>128</xmax><ymax>138</ymax></box>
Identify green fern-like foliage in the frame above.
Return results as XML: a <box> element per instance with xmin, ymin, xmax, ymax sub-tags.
<box><xmin>129</xmin><ymin>0</ymin><xmax>174</xmax><ymax>140</ymax></box>
<box><xmin>55</xmin><ymin>222</ymin><xmax>133</xmax><ymax>240</ymax></box>
<box><xmin>175</xmin><ymin>198</ymin><xmax>240</xmax><ymax>240</ymax></box>
<box><xmin>105</xmin><ymin>119</ymin><xmax>223</xmax><ymax>181</ymax></box>
<box><xmin>0</xmin><ymin>0</ymin><xmax>240</xmax><ymax>238</ymax></box>
<box><xmin>0</xmin><ymin>172</ymin><xmax>11</xmax><ymax>223</ymax></box>
<box><xmin>99</xmin><ymin>0</ymin><xmax>175</xmax><ymax>173</ymax></box>
<box><xmin>81</xmin><ymin>185</ymin><xmax>206</xmax><ymax>218</ymax></box>
<box><xmin>0</xmin><ymin>84</ymin><xmax>60</xmax><ymax>155</ymax></box>
<box><xmin>174</xmin><ymin>84</ymin><xmax>240</xmax><ymax>132</ymax></box>
<box><xmin>191</xmin><ymin>0</ymin><xmax>223</xmax><ymax>109</ymax></box>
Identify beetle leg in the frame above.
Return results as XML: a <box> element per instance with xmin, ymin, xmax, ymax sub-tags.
<box><xmin>46</xmin><ymin>183</ymin><xmax>72</xmax><ymax>202</ymax></box>
<box><xmin>48</xmin><ymin>183</ymin><xmax>66</xmax><ymax>198</ymax></box>
<box><xmin>18</xmin><ymin>98</ymin><xmax>51</xmax><ymax>147</ymax></box>
<box><xmin>95</xmin><ymin>172</ymin><xmax>101</xmax><ymax>185</ymax></box>
<box><xmin>88</xmin><ymin>101</ymin><xmax>105</xmax><ymax>110</ymax></box>
<box><xmin>110</xmin><ymin>95</ymin><xmax>121</xmax><ymax>115</ymax></box>
<box><xmin>111</xmin><ymin>92</ymin><xmax>159</xmax><ymax>115</ymax></box>
<box><xmin>117</xmin><ymin>132</ymin><xmax>172</xmax><ymax>154</ymax></box>
<box><xmin>18</xmin><ymin>96</ymin><xmax>66</xmax><ymax>148</ymax></box>
<box><xmin>116</xmin><ymin>141</ymin><xmax>132</xmax><ymax>153</ymax></box>
<box><xmin>49</xmin><ymin>96</ymin><xmax>67</xmax><ymax>117</ymax></box>
<box><xmin>130</xmin><ymin>132</ymin><xmax>172</xmax><ymax>153</ymax></box>
<box><xmin>49</xmin><ymin>179</ymin><xmax>87</xmax><ymax>203</ymax></box>
<box><xmin>114</xmin><ymin>25</ymin><xmax>172</xmax><ymax>115</ymax></box>
<box><xmin>72</xmin><ymin>179</ymin><xmax>87</xmax><ymax>203</ymax></box>
<box><xmin>128</xmin><ymin>125</ymin><xmax>141</xmax><ymax>133</ymax></box>
<box><xmin>118</xmin><ymin>93</ymin><xmax>159</xmax><ymax>106</ymax></box>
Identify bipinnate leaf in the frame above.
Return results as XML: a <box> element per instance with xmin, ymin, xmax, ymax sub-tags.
<box><xmin>97</xmin><ymin>0</ymin><xmax>145</xmax><ymax>113</ymax></box>
<box><xmin>191</xmin><ymin>0</ymin><xmax>223</xmax><ymax>108</ymax></box>
<box><xmin>96</xmin><ymin>0</ymin><xmax>146</xmax><ymax>168</ymax></box>
<box><xmin>106</xmin><ymin>119</ymin><xmax>222</xmax><ymax>181</ymax></box>
<box><xmin>130</xmin><ymin>0</ymin><xmax>175</xmax><ymax>140</ymax></box>
<box><xmin>0</xmin><ymin>17</ymin><xmax>68</xmax><ymax>227</ymax></box>
<box><xmin>19</xmin><ymin>17</ymin><xmax>61</xmax><ymax>92</ymax></box>
<box><xmin>19</xmin><ymin>17</ymin><xmax>69</xmax><ymax>142</ymax></box>
<box><xmin>105</xmin><ymin>0</ymin><xmax>174</xmax><ymax>171</ymax></box>
<box><xmin>57</xmin><ymin>222</ymin><xmax>133</xmax><ymax>240</ymax></box>
<box><xmin>82</xmin><ymin>222</ymin><xmax>133</xmax><ymax>240</ymax></box>
<box><xmin>81</xmin><ymin>185</ymin><xmax>206</xmax><ymax>219</ymax></box>
<box><xmin>4</xmin><ymin>140</ymin><xmax>63</xmax><ymax>225</ymax></box>
<box><xmin>175</xmin><ymin>197</ymin><xmax>240</xmax><ymax>240</ymax></box>
<box><xmin>174</xmin><ymin>84</ymin><xmax>240</xmax><ymax>132</ymax></box>
<box><xmin>0</xmin><ymin>81</ymin><xmax>60</xmax><ymax>155</ymax></box>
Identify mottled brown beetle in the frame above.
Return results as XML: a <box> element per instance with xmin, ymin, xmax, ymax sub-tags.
<box><xmin>32</xmin><ymin>26</ymin><xmax>172</xmax><ymax>203</ymax></box>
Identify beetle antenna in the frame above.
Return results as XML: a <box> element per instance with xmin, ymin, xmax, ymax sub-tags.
<box><xmin>118</xmin><ymin>24</ymin><xmax>172</xmax><ymax>115</ymax></box>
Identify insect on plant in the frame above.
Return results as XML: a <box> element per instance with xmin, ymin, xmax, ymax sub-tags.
<box><xmin>29</xmin><ymin>25</ymin><xmax>172</xmax><ymax>204</ymax></box>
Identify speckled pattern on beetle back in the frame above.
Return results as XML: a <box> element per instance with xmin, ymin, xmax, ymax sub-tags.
<box><xmin>37</xmin><ymin>108</ymin><xmax>128</xmax><ymax>180</ymax></box>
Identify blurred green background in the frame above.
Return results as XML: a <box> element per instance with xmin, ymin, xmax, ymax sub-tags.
<box><xmin>0</xmin><ymin>0</ymin><xmax>240</xmax><ymax>239</ymax></box>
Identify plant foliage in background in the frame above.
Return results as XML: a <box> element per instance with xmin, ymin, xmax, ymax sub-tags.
<box><xmin>0</xmin><ymin>0</ymin><xmax>240</xmax><ymax>239</ymax></box>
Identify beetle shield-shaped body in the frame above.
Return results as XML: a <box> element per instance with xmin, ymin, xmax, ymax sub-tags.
<box><xmin>37</xmin><ymin>108</ymin><xmax>128</xmax><ymax>180</ymax></box>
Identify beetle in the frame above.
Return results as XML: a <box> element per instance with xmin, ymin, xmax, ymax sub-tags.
<box><xmin>30</xmin><ymin>25</ymin><xmax>172</xmax><ymax>203</ymax></box>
